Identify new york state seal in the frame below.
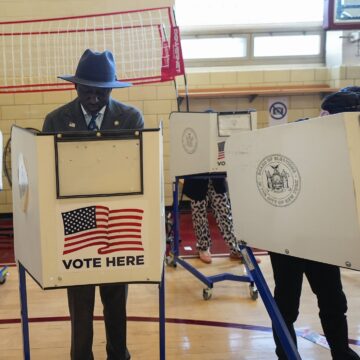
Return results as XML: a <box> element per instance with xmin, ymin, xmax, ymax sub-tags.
<box><xmin>256</xmin><ymin>154</ymin><xmax>301</xmax><ymax>207</ymax></box>
<box><xmin>182</xmin><ymin>127</ymin><xmax>198</xmax><ymax>154</ymax></box>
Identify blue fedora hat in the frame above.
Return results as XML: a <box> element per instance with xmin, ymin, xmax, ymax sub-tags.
<box><xmin>58</xmin><ymin>49</ymin><xmax>131</xmax><ymax>88</ymax></box>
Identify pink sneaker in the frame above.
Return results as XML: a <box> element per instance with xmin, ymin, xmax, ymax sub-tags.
<box><xmin>199</xmin><ymin>250</ymin><xmax>212</xmax><ymax>264</ymax></box>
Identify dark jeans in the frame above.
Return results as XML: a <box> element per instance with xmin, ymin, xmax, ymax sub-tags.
<box><xmin>270</xmin><ymin>252</ymin><xmax>359</xmax><ymax>360</ymax></box>
<box><xmin>67</xmin><ymin>283</ymin><xmax>129</xmax><ymax>360</ymax></box>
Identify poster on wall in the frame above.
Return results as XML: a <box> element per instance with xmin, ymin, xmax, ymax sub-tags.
<box><xmin>268</xmin><ymin>97</ymin><xmax>288</xmax><ymax>126</ymax></box>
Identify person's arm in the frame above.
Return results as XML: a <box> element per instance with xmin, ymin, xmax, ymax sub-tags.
<box><xmin>133</xmin><ymin>109</ymin><xmax>144</xmax><ymax>129</ymax></box>
<box><xmin>125</xmin><ymin>106</ymin><xmax>144</xmax><ymax>129</ymax></box>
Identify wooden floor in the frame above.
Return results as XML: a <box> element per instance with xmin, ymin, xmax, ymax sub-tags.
<box><xmin>0</xmin><ymin>255</ymin><xmax>359</xmax><ymax>359</ymax></box>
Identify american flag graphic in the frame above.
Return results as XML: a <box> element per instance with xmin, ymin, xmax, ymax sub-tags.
<box><xmin>217</xmin><ymin>141</ymin><xmax>225</xmax><ymax>160</ymax></box>
<box><xmin>61</xmin><ymin>206</ymin><xmax>144</xmax><ymax>255</ymax></box>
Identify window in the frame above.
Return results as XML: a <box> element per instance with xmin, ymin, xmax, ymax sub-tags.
<box><xmin>181</xmin><ymin>37</ymin><xmax>247</xmax><ymax>60</ymax></box>
<box><xmin>254</xmin><ymin>34</ymin><xmax>321</xmax><ymax>57</ymax></box>
<box><xmin>175</xmin><ymin>0</ymin><xmax>324</xmax><ymax>26</ymax></box>
<box><xmin>175</xmin><ymin>0</ymin><xmax>325</xmax><ymax>66</ymax></box>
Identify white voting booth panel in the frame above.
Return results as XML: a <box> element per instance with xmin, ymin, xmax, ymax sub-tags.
<box><xmin>169</xmin><ymin>111</ymin><xmax>256</xmax><ymax>179</ymax></box>
<box><xmin>11</xmin><ymin>126</ymin><xmax>165</xmax><ymax>289</ymax></box>
<box><xmin>226</xmin><ymin>112</ymin><xmax>360</xmax><ymax>270</ymax></box>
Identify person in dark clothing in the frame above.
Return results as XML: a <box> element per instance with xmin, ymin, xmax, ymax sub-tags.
<box><xmin>270</xmin><ymin>87</ymin><xmax>360</xmax><ymax>360</ymax></box>
<box><xmin>43</xmin><ymin>49</ymin><xmax>144</xmax><ymax>360</ymax></box>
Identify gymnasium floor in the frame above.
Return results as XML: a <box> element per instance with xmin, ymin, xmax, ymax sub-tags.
<box><xmin>0</xmin><ymin>255</ymin><xmax>359</xmax><ymax>359</ymax></box>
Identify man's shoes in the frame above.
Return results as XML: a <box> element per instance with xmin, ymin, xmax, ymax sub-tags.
<box><xmin>229</xmin><ymin>252</ymin><xmax>261</xmax><ymax>264</ymax></box>
<box><xmin>199</xmin><ymin>250</ymin><xmax>212</xmax><ymax>264</ymax></box>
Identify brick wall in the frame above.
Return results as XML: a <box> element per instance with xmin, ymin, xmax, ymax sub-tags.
<box><xmin>1</xmin><ymin>0</ymin><xmax>360</xmax><ymax>213</ymax></box>
<box><xmin>176</xmin><ymin>66</ymin><xmax>360</xmax><ymax>128</ymax></box>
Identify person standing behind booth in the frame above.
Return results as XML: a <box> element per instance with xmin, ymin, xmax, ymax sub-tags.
<box><xmin>182</xmin><ymin>177</ymin><xmax>261</xmax><ymax>264</ymax></box>
<box><xmin>42</xmin><ymin>49</ymin><xmax>144</xmax><ymax>360</ymax></box>
<box><xmin>269</xmin><ymin>88</ymin><xmax>360</xmax><ymax>360</ymax></box>
<box><xmin>182</xmin><ymin>108</ymin><xmax>260</xmax><ymax>265</ymax></box>
<box><xmin>182</xmin><ymin>176</ymin><xmax>237</xmax><ymax>263</ymax></box>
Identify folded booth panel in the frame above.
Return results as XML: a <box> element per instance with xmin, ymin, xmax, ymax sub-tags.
<box><xmin>169</xmin><ymin>110</ymin><xmax>257</xmax><ymax>179</ymax></box>
<box><xmin>226</xmin><ymin>113</ymin><xmax>360</xmax><ymax>270</ymax></box>
<box><xmin>12</xmin><ymin>127</ymin><xmax>165</xmax><ymax>289</ymax></box>
<box><xmin>12</xmin><ymin>128</ymin><xmax>50</xmax><ymax>285</ymax></box>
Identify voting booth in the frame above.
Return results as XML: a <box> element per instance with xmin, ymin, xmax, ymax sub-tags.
<box><xmin>167</xmin><ymin>111</ymin><xmax>259</xmax><ymax>301</ymax></box>
<box><xmin>11</xmin><ymin>126</ymin><xmax>165</xmax><ymax>289</ymax></box>
<box><xmin>226</xmin><ymin>112</ymin><xmax>360</xmax><ymax>270</ymax></box>
<box><xmin>169</xmin><ymin>111</ymin><xmax>257</xmax><ymax>179</ymax></box>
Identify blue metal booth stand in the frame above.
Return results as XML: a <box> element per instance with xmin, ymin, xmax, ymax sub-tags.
<box><xmin>12</xmin><ymin>126</ymin><xmax>167</xmax><ymax>359</ymax></box>
<box><xmin>167</xmin><ymin>173</ymin><xmax>258</xmax><ymax>301</ymax></box>
<box><xmin>18</xmin><ymin>262</ymin><xmax>166</xmax><ymax>360</ymax></box>
<box><xmin>167</xmin><ymin>173</ymin><xmax>301</xmax><ymax>360</ymax></box>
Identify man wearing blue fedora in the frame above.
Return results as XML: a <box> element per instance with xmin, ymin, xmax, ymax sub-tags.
<box><xmin>43</xmin><ymin>49</ymin><xmax>144</xmax><ymax>360</ymax></box>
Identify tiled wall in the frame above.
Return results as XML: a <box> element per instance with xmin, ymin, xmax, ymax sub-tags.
<box><xmin>1</xmin><ymin>1</ymin><xmax>360</xmax><ymax>213</ymax></box>
<box><xmin>2</xmin><ymin>65</ymin><xmax>360</xmax><ymax>213</ymax></box>
<box><xmin>177</xmin><ymin>66</ymin><xmax>360</xmax><ymax>127</ymax></box>
<box><xmin>0</xmin><ymin>83</ymin><xmax>178</xmax><ymax>213</ymax></box>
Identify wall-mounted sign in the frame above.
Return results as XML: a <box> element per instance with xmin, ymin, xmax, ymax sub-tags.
<box><xmin>268</xmin><ymin>97</ymin><xmax>288</xmax><ymax>126</ymax></box>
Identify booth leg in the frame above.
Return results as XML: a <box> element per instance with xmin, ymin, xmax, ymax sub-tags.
<box><xmin>159</xmin><ymin>265</ymin><xmax>166</xmax><ymax>360</ymax></box>
<box><xmin>173</xmin><ymin>179</ymin><xmax>180</xmax><ymax>258</ymax></box>
<box><xmin>240</xmin><ymin>246</ymin><xmax>301</xmax><ymax>360</ymax></box>
<box><xmin>166</xmin><ymin>179</ymin><xmax>180</xmax><ymax>267</ymax></box>
<box><xmin>18</xmin><ymin>262</ymin><xmax>31</xmax><ymax>360</ymax></box>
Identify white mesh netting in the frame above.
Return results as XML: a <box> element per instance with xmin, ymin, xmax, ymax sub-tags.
<box><xmin>0</xmin><ymin>7</ymin><xmax>184</xmax><ymax>93</ymax></box>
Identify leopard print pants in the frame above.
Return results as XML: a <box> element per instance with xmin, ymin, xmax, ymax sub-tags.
<box><xmin>190</xmin><ymin>181</ymin><xmax>239</xmax><ymax>254</ymax></box>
